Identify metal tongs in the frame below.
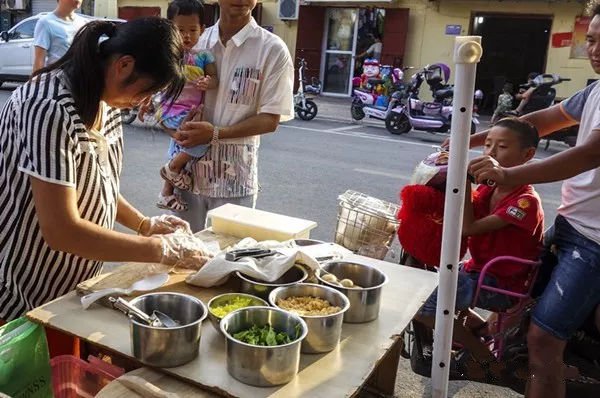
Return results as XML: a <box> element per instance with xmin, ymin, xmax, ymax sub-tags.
<box><xmin>109</xmin><ymin>297</ymin><xmax>179</xmax><ymax>328</ymax></box>
<box><xmin>225</xmin><ymin>248</ymin><xmax>277</xmax><ymax>262</ymax></box>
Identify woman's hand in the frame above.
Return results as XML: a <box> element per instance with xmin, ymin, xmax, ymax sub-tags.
<box><xmin>468</xmin><ymin>155</ymin><xmax>508</xmax><ymax>185</ymax></box>
<box><xmin>176</xmin><ymin>121</ymin><xmax>214</xmax><ymax>147</ymax></box>
<box><xmin>139</xmin><ymin>215</ymin><xmax>192</xmax><ymax>236</ymax></box>
<box><xmin>159</xmin><ymin>232</ymin><xmax>212</xmax><ymax>270</ymax></box>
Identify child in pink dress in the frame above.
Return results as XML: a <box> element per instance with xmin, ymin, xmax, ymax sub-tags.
<box><xmin>156</xmin><ymin>0</ymin><xmax>218</xmax><ymax>212</ymax></box>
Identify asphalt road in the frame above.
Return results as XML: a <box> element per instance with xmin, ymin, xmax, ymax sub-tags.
<box><xmin>1</xmin><ymin>83</ymin><xmax>570</xmax><ymax>397</ymax></box>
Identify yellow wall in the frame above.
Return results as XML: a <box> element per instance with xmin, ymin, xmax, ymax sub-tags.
<box><xmin>261</xmin><ymin>0</ymin><xmax>592</xmax><ymax>98</ymax></box>
<box><xmin>95</xmin><ymin>0</ymin><xmax>593</xmax><ymax>97</ymax></box>
<box><xmin>94</xmin><ymin>0</ymin><xmax>182</xmax><ymax>18</ymax></box>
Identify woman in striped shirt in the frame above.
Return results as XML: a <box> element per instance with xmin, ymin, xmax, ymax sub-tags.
<box><xmin>0</xmin><ymin>18</ymin><xmax>211</xmax><ymax>322</ymax></box>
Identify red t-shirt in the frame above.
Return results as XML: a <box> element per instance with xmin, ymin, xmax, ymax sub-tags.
<box><xmin>463</xmin><ymin>184</ymin><xmax>544</xmax><ymax>292</ymax></box>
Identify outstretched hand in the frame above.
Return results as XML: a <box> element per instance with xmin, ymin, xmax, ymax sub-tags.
<box><xmin>468</xmin><ymin>155</ymin><xmax>507</xmax><ymax>185</ymax></box>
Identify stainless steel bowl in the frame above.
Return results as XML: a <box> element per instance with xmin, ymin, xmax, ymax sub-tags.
<box><xmin>269</xmin><ymin>283</ymin><xmax>349</xmax><ymax>354</ymax></box>
<box><xmin>129</xmin><ymin>292</ymin><xmax>207</xmax><ymax>367</ymax></box>
<box><xmin>316</xmin><ymin>261</ymin><xmax>387</xmax><ymax>323</ymax></box>
<box><xmin>220</xmin><ymin>306</ymin><xmax>308</xmax><ymax>387</ymax></box>
<box><xmin>236</xmin><ymin>265</ymin><xmax>308</xmax><ymax>300</ymax></box>
<box><xmin>207</xmin><ymin>293</ymin><xmax>268</xmax><ymax>335</ymax></box>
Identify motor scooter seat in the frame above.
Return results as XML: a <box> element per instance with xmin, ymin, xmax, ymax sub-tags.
<box><xmin>367</xmin><ymin>79</ymin><xmax>386</xmax><ymax>86</ymax></box>
<box><xmin>434</xmin><ymin>88</ymin><xmax>454</xmax><ymax>99</ymax></box>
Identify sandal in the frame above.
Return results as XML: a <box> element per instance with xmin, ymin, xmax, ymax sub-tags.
<box><xmin>156</xmin><ymin>193</ymin><xmax>188</xmax><ymax>212</ymax></box>
<box><xmin>160</xmin><ymin>163</ymin><xmax>193</xmax><ymax>191</ymax></box>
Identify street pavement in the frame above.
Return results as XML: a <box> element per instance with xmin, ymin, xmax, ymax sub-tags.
<box><xmin>0</xmin><ymin>84</ymin><xmax>570</xmax><ymax>397</ymax></box>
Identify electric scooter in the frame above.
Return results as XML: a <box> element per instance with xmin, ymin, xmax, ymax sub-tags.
<box><xmin>385</xmin><ymin>64</ymin><xmax>480</xmax><ymax>135</ymax></box>
<box><xmin>350</xmin><ymin>66</ymin><xmax>409</xmax><ymax>122</ymax></box>
<box><xmin>503</xmin><ymin>74</ymin><xmax>577</xmax><ymax>149</ymax></box>
<box><xmin>294</xmin><ymin>58</ymin><xmax>321</xmax><ymax>121</ymax></box>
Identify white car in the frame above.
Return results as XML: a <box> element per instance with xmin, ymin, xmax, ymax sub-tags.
<box><xmin>0</xmin><ymin>13</ymin><xmax>124</xmax><ymax>87</ymax></box>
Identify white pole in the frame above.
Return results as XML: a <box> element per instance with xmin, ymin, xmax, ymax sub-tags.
<box><xmin>431</xmin><ymin>36</ymin><xmax>482</xmax><ymax>398</ymax></box>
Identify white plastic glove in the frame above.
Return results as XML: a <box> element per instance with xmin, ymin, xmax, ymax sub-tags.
<box><xmin>140</xmin><ymin>215</ymin><xmax>192</xmax><ymax>236</ymax></box>
<box><xmin>159</xmin><ymin>232</ymin><xmax>211</xmax><ymax>270</ymax></box>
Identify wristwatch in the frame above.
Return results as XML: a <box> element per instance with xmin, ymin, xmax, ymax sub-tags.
<box><xmin>211</xmin><ymin>126</ymin><xmax>220</xmax><ymax>144</ymax></box>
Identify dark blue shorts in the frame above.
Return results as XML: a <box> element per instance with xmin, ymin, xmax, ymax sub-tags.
<box><xmin>420</xmin><ymin>270</ymin><xmax>514</xmax><ymax>316</ymax></box>
<box><xmin>532</xmin><ymin>215</ymin><xmax>600</xmax><ymax>340</ymax></box>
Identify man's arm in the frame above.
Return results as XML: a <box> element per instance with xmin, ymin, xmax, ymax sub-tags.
<box><xmin>32</xmin><ymin>18</ymin><xmax>50</xmax><ymax>74</ymax></box>
<box><xmin>467</xmin><ymin>104</ymin><xmax>576</xmax><ymax>148</ymax></box>
<box><xmin>33</xmin><ymin>47</ymin><xmax>47</xmax><ymax>73</ymax></box>
<box><xmin>176</xmin><ymin>113</ymin><xmax>280</xmax><ymax>146</ymax></box>
<box><xmin>470</xmin><ymin>130</ymin><xmax>600</xmax><ymax>186</ymax></box>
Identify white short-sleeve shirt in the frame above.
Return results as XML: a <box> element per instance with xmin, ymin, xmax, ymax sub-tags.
<box><xmin>190</xmin><ymin>18</ymin><xmax>294</xmax><ymax>198</ymax></box>
<box><xmin>33</xmin><ymin>12</ymin><xmax>87</xmax><ymax>66</ymax></box>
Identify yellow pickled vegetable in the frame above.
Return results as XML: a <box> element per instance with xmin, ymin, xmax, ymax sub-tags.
<box><xmin>210</xmin><ymin>296</ymin><xmax>255</xmax><ymax>318</ymax></box>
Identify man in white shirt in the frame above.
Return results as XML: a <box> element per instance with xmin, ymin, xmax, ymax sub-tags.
<box><xmin>33</xmin><ymin>0</ymin><xmax>87</xmax><ymax>71</ymax></box>
<box><xmin>174</xmin><ymin>0</ymin><xmax>294</xmax><ymax>231</ymax></box>
<box><xmin>356</xmin><ymin>33</ymin><xmax>383</xmax><ymax>61</ymax></box>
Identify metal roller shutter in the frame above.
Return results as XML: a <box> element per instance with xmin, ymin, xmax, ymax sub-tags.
<box><xmin>31</xmin><ymin>0</ymin><xmax>56</xmax><ymax>15</ymax></box>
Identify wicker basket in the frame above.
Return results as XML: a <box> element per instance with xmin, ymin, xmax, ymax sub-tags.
<box><xmin>334</xmin><ymin>190</ymin><xmax>400</xmax><ymax>260</ymax></box>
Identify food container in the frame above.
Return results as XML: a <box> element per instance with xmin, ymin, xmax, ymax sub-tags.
<box><xmin>236</xmin><ymin>265</ymin><xmax>308</xmax><ymax>300</ymax></box>
<box><xmin>207</xmin><ymin>293</ymin><xmax>268</xmax><ymax>335</ymax></box>
<box><xmin>269</xmin><ymin>283</ymin><xmax>350</xmax><ymax>354</ymax></box>
<box><xmin>317</xmin><ymin>261</ymin><xmax>388</xmax><ymax>323</ymax></box>
<box><xmin>207</xmin><ymin>203</ymin><xmax>317</xmax><ymax>241</ymax></box>
<box><xmin>129</xmin><ymin>292</ymin><xmax>207</xmax><ymax>368</ymax></box>
<box><xmin>220</xmin><ymin>306</ymin><xmax>308</xmax><ymax>387</ymax></box>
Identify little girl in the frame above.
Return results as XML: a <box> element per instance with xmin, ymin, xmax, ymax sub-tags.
<box><xmin>156</xmin><ymin>0</ymin><xmax>218</xmax><ymax>212</ymax></box>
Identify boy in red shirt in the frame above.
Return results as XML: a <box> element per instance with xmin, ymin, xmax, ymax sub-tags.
<box><xmin>415</xmin><ymin>117</ymin><xmax>544</xmax><ymax>371</ymax></box>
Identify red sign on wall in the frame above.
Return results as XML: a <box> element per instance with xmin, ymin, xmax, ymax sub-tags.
<box><xmin>552</xmin><ymin>32</ymin><xmax>573</xmax><ymax>48</ymax></box>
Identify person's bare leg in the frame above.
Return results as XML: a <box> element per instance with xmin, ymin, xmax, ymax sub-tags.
<box><xmin>169</xmin><ymin>152</ymin><xmax>192</xmax><ymax>174</ymax></box>
<box><xmin>414</xmin><ymin>313</ymin><xmax>500</xmax><ymax>369</ymax></box>
<box><xmin>525</xmin><ymin>324</ymin><xmax>566</xmax><ymax>398</ymax></box>
<box><xmin>461</xmin><ymin>309</ymin><xmax>487</xmax><ymax>331</ymax></box>
<box><xmin>161</xmin><ymin>180</ymin><xmax>175</xmax><ymax>197</ymax></box>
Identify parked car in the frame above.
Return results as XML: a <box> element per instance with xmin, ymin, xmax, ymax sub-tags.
<box><xmin>0</xmin><ymin>13</ymin><xmax>124</xmax><ymax>88</ymax></box>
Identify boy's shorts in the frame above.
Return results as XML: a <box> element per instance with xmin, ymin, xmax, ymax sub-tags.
<box><xmin>532</xmin><ymin>215</ymin><xmax>600</xmax><ymax>340</ymax></box>
<box><xmin>419</xmin><ymin>270</ymin><xmax>515</xmax><ymax>317</ymax></box>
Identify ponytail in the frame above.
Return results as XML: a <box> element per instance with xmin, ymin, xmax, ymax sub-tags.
<box><xmin>33</xmin><ymin>18</ymin><xmax>185</xmax><ymax>129</ymax></box>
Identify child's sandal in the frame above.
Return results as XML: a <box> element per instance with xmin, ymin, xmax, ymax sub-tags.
<box><xmin>156</xmin><ymin>194</ymin><xmax>188</xmax><ymax>212</ymax></box>
<box><xmin>160</xmin><ymin>163</ymin><xmax>193</xmax><ymax>191</ymax></box>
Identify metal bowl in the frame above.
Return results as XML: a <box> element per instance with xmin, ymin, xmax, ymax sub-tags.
<box><xmin>129</xmin><ymin>292</ymin><xmax>207</xmax><ymax>367</ymax></box>
<box><xmin>220</xmin><ymin>306</ymin><xmax>308</xmax><ymax>387</ymax></box>
<box><xmin>316</xmin><ymin>261</ymin><xmax>388</xmax><ymax>323</ymax></box>
<box><xmin>207</xmin><ymin>293</ymin><xmax>268</xmax><ymax>335</ymax></box>
<box><xmin>236</xmin><ymin>265</ymin><xmax>308</xmax><ymax>300</ymax></box>
<box><xmin>269</xmin><ymin>283</ymin><xmax>350</xmax><ymax>354</ymax></box>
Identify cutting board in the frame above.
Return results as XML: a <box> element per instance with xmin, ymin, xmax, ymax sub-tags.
<box><xmin>97</xmin><ymin>367</ymin><xmax>217</xmax><ymax>397</ymax></box>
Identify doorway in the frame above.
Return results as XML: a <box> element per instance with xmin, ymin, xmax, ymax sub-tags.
<box><xmin>470</xmin><ymin>13</ymin><xmax>552</xmax><ymax>113</ymax></box>
<box><xmin>321</xmin><ymin>8</ymin><xmax>358</xmax><ymax>96</ymax></box>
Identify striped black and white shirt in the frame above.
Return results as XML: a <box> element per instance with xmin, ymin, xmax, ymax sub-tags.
<box><xmin>0</xmin><ymin>71</ymin><xmax>123</xmax><ymax>321</ymax></box>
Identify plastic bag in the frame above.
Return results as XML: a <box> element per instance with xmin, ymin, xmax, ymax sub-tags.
<box><xmin>186</xmin><ymin>238</ymin><xmax>351</xmax><ymax>288</ymax></box>
<box><xmin>0</xmin><ymin>318</ymin><xmax>52</xmax><ymax>398</ymax></box>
